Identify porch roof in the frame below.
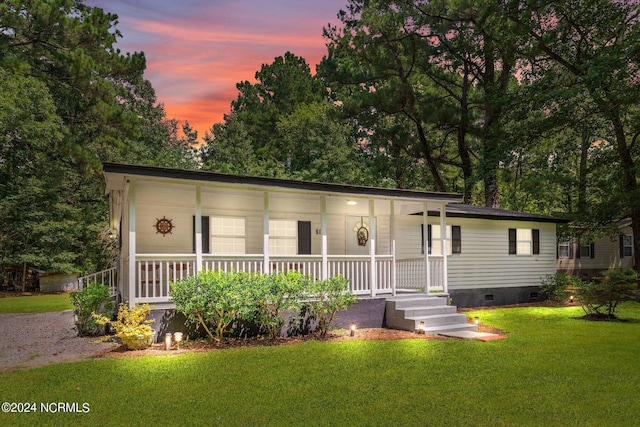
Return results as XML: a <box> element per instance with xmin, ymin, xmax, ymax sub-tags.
<box><xmin>103</xmin><ymin>162</ymin><xmax>463</xmax><ymax>203</ymax></box>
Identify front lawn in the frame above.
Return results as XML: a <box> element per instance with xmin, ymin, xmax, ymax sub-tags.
<box><xmin>1</xmin><ymin>304</ymin><xmax>640</xmax><ymax>426</ymax></box>
<box><xmin>0</xmin><ymin>293</ymin><xmax>72</xmax><ymax>313</ymax></box>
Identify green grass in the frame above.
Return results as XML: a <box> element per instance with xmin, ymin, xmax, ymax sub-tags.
<box><xmin>0</xmin><ymin>293</ymin><xmax>72</xmax><ymax>313</ymax></box>
<box><xmin>2</xmin><ymin>303</ymin><xmax>640</xmax><ymax>426</ymax></box>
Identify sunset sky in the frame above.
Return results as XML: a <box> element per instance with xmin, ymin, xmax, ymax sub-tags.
<box><xmin>85</xmin><ymin>0</ymin><xmax>347</xmax><ymax>139</ymax></box>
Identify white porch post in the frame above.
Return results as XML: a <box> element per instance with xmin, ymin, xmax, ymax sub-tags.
<box><xmin>369</xmin><ymin>199</ymin><xmax>376</xmax><ymax>297</ymax></box>
<box><xmin>263</xmin><ymin>192</ymin><xmax>270</xmax><ymax>274</ymax></box>
<box><xmin>390</xmin><ymin>200</ymin><xmax>396</xmax><ymax>296</ymax></box>
<box><xmin>440</xmin><ymin>202</ymin><xmax>449</xmax><ymax>294</ymax></box>
<box><xmin>127</xmin><ymin>180</ymin><xmax>136</xmax><ymax>308</ymax></box>
<box><xmin>195</xmin><ymin>185</ymin><xmax>203</xmax><ymax>272</ymax></box>
<box><xmin>321</xmin><ymin>196</ymin><xmax>328</xmax><ymax>280</ymax></box>
<box><xmin>424</xmin><ymin>201</ymin><xmax>430</xmax><ymax>293</ymax></box>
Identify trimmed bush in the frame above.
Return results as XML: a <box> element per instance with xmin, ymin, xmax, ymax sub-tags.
<box><xmin>70</xmin><ymin>284</ymin><xmax>114</xmax><ymax>336</ymax></box>
<box><xmin>305</xmin><ymin>275</ymin><xmax>357</xmax><ymax>336</ymax></box>
<box><xmin>253</xmin><ymin>272</ymin><xmax>306</xmax><ymax>339</ymax></box>
<box><xmin>170</xmin><ymin>271</ymin><xmax>357</xmax><ymax>340</ymax></box>
<box><xmin>170</xmin><ymin>270</ymin><xmax>255</xmax><ymax>341</ymax></box>
<box><xmin>540</xmin><ymin>273</ymin><xmax>583</xmax><ymax>303</ymax></box>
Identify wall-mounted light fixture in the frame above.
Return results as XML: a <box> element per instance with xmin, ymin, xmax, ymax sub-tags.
<box><xmin>347</xmin><ymin>200</ymin><xmax>357</xmax><ymax>206</ymax></box>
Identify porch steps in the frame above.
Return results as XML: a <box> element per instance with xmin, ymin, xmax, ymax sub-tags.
<box><xmin>385</xmin><ymin>295</ymin><xmax>477</xmax><ymax>334</ymax></box>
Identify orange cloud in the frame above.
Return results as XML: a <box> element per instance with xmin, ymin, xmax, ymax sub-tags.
<box><xmin>87</xmin><ymin>0</ymin><xmax>346</xmax><ymax>141</ymax></box>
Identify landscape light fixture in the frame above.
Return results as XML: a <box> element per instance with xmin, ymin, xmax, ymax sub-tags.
<box><xmin>570</xmin><ymin>295</ymin><xmax>574</xmax><ymax>303</ymax></box>
<box><xmin>165</xmin><ymin>333</ymin><xmax>172</xmax><ymax>351</ymax></box>
<box><xmin>174</xmin><ymin>332</ymin><xmax>183</xmax><ymax>350</ymax></box>
<box><xmin>474</xmin><ymin>316</ymin><xmax>479</xmax><ymax>326</ymax></box>
<box><xmin>416</xmin><ymin>321</ymin><xmax>425</xmax><ymax>334</ymax></box>
<box><xmin>350</xmin><ymin>322</ymin><xmax>356</xmax><ymax>337</ymax></box>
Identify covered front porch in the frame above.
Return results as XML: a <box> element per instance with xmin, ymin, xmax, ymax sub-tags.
<box><xmin>103</xmin><ymin>163</ymin><xmax>462</xmax><ymax>306</ymax></box>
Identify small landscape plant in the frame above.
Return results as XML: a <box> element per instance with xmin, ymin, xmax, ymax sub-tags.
<box><xmin>540</xmin><ymin>272</ymin><xmax>583</xmax><ymax>303</ymax></box>
<box><xmin>576</xmin><ymin>268</ymin><xmax>640</xmax><ymax>319</ymax></box>
<box><xmin>94</xmin><ymin>302</ymin><xmax>155</xmax><ymax>350</ymax></box>
<box><xmin>69</xmin><ymin>284</ymin><xmax>114</xmax><ymax>336</ymax></box>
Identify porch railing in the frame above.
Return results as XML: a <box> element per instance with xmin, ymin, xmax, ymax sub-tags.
<box><xmin>132</xmin><ymin>254</ymin><xmax>400</xmax><ymax>302</ymax></box>
<box><xmin>77</xmin><ymin>267</ymin><xmax>118</xmax><ymax>297</ymax></box>
<box><xmin>396</xmin><ymin>256</ymin><xmax>446</xmax><ymax>293</ymax></box>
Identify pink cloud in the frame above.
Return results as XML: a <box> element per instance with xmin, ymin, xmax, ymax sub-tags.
<box><xmin>86</xmin><ymin>0</ymin><xmax>346</xmax><ymax>140</ymax></box>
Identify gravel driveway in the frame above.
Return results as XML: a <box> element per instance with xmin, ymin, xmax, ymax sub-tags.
<box><xmin>0</xmin><ymin>310</ymin><xmax>118</xmax><ymax>372</ymax></box>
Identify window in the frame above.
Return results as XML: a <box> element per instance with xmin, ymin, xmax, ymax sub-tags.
<box><xmin>421</xmin><ymin>224</ymin><xmax>461</xmax><ymax>255</ymax></box>
<box><xmin>210</xmin><ymin>217</ymin><xmax>245</xmax><ymax>254</ymax></box>
<box><xmin>557</xmin><ymin>241</ymin><xmax>572</xmax><ymax>259</ymax></box>
<box><xmin>509</xmin><ymin>228</ymin><xmax>540</xmax><ymax>255</ymax></box>
<box><xmin>620</xmin><ymin>235</ymin><xmax>632</xmax><ymax>258</ymax></box>
<box><xmin>578</xmin><ymin>243</ymin><xmax>594</xmax><ymax>259</ymax></box>
<box><xmin>269</xmin><ymin>220</ymin><xmax>297</xmax><ymax>255</ymax></box>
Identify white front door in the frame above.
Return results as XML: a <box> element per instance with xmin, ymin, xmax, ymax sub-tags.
<box><xmin>346</xmin><ymin>216</ymin><xmax>375</xmax><ymax>255</ymax></box>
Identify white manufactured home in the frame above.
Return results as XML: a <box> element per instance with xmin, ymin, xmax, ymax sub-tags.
<box><xmin>98</xmin><ymin>163</ymin><xmax>566</xmax><ymax>333</ymax></box>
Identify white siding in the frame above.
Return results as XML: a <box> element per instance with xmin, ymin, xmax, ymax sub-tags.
<box><xmin>394</xmin><ymin>215</ymin><xmax>557</xmax><ymax>290</ymax></box>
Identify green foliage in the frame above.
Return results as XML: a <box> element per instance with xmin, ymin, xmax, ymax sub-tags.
<box><xmin>252</xmin><ymin>272</ymin><xmax>306</xmax><ymax>339</ymax></box>
<box><xmin>171</xmin><ymin>271</ymin><xmax>357</xmax><ymax>340</ymax></box>
<box><xmin>94</xmin><ymin>303</ymin><xmax>155</xmax><ymax>350</ymax></box>
<box><xmin>69</xmin><ymin>284</ymin><xmax>114</xmax><ymax>336</ymax></box>
<box><xmin>540</xmin><ymin>273</ymin><xmax>584</xmax><ymax>303</ymax></box>
<box><xmin>576</xmin><ymin>268</ymin><xmax>640</xmax><ymax>318</ymax></box>
<box><xmin>305</xmin><ymin>275</ymin><xmax>357</xmax><ymax>336</ymax></box>
<box><xmin>170</xmin><ymin>270</ymin><xmax>255</xmax><ymax>342</ymax></box>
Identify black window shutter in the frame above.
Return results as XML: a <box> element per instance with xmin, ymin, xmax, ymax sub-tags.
<box><xmin>620</xmin><ymin>234</ymin><xmax>625</xmax><ymax>258</ymax></box>
<box><xmin>590</xmin><ymin>242</ymin><xmax>595</xmax><ymax>259</ymax></box>
<box><xmin>193</xmin><ymin>216</ymin><xmax>210</xmax><ymax>253</ymax></box>
<box><xmin>576</xmin><ymin>241</ymin><xmax>581</xmax><ymax>259</ymax></box>
<box><xmin>508</xmin><ymin>228</ymin><xmax>516</xmax><ymax>254</ymax></box>
<box><xmin>532</xmin><ymin>229</ymin><xmax>540</xmax><ymax>255</ymax></box>
<box><xmin>452</xmin><ymin>226</ymin><xmax>461</xmax><ymax>254</ymax></box>
<box><xmin>297</xmin><ymin>221</ymin><xmax>311</xmax><ymax>255</ymax></box>
<box><xmin>569</xmin><ymin>241</ymin><xmax>574</xmax><ymax>259</ymax></box>
<box><xmin>428</xmin><ymin>224</ymin><xmax>432</xmax><ymax>255</ymax></box>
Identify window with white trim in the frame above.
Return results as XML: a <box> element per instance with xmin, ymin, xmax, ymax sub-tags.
<box><xmin>621</xmin><ymin>235</ymin><xmax>632</xmax><ymax>258</ymax></box>
<box><xmin>422</xmin><ymin>225</ymin><xmax>461</xmax><ymax>255</ymax></box>
<box><xmin>210</xmin><ymin>217</ymin><xmax>246</xmax><ymax>254</ymax></box>
<box><xmin>557</xmin><ymin>241</ymin><xmax>572</xmax><ymax>259</ymax></box>
<box><xmin>269</xmin><ymin>220</ymin><xmax>297</xmax><ymax>255</ymax></box>
<box><xmin>509</xmin><ymin>228</ymin><xmax>540</xmax><ymax>255</ymax></box>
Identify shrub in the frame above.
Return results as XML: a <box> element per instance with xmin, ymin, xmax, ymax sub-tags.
<box><xmin>576</xmin><ymin>268</ymin><xmax>640</xmax><ymax>319</ymax></box>
<box><xmin>305</xmin><ymin>275</ymin><xmax>357</xmax><ymax>336</ymax></box>
<box><xmin>540</xmin><ymin>273</ymin><xmax>583</xmax><ymax>303</ymax></box>
<box><xmin>170</xmin><ymin>270</ymin><xmax>255</xmax><ymax>342</ymax></box>
<box><xmin>253</xmin><ymin>272</ymin><xmax>306</xmax><ymax>339</ymax></box>
<box><xmin>70</xmin><ymin>284</ymin><xmax>114</xmax><ymax>336</ymax></box>
<box><xmin>94</xmin><ymin>303</ymin><xmax>155</xmax><ymax>350</ymax></box>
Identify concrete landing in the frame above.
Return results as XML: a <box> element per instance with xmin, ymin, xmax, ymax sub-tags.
<box><xmin>438</xmin><ymin>330</ymin><xmax>506</xmax><ymax>341</ymax></box>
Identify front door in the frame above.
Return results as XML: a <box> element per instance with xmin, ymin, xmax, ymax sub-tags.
<box><xmin>346</xmin><ymin>216</ymin><xmax>375</xmax><ymax>255</ymax></box>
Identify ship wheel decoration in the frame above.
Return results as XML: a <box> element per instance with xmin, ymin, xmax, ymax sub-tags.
<box><xmin>154</xmin><ymin>216</ymin><xmax>174</xmax><ymax>237</ymax></box>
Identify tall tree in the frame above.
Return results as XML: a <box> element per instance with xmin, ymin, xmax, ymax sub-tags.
<box><xmin>504</xmin><ymin>0</ymin><xmax>640</xmax><ymax>270</ymax></box>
